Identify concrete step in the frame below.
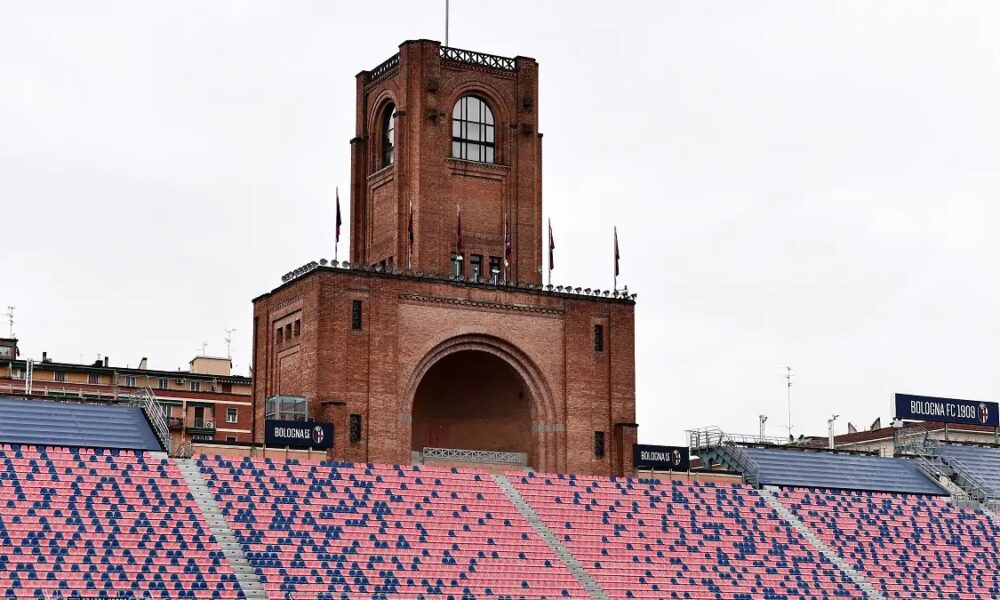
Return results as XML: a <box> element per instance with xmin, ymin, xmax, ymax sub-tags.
<box><xmin>491</xmin><ymin>474</ymin><xmax>609</xmax><ymax>600</ymax></box>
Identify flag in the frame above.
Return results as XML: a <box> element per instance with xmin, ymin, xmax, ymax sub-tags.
<box><xmin>407</xmin><ymin>200</ymin><xmax>414</xmax><ymax>247</ymax></box>
<box><xmin>504</xmin><ymin>215</ymin><xmax>512</xmax><ymax>267</ymax></box>
<box><xmin>547</xmin><ymin>219</ymin><xmax>555</xmax><ymax>271</ymax></box>
<box><xmin>335</xmin><ymin>187</ymin><xmax>342</xmax><ymax>243</ymax></box>
<box><xmin>614</xmin><ymin>226</ymin><xmax>620</xmax><ymax>277</ymax></box>
<box><xmin>456</xmin><ymin>206</ymin><xmax>463</xmax><ymax>252</ymax></box>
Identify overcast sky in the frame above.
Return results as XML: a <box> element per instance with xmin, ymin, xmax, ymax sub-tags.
<box><xmin>2</xmin><ymin>1</ymin><xmax>999</xmax><ymax>444</ymax></box>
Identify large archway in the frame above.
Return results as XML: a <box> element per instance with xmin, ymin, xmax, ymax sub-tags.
<box><xmin>411</xmin><ymin>350</ymin><xmax>531</xmax><ymax>456</ymax></box>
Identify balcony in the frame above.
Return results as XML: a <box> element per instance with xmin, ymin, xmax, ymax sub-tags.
<box><xmin>167</xmin><ymin>417</ymin><xmax>184</xmax><ymax>431</ymax></box>
<box><xmin>187</xmin><ymin>418</ymin><xmax>216</xmax><ymax>434</ymax></box>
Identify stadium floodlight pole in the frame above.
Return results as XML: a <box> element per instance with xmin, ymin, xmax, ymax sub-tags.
<box><xmin>5</xmin><ymin>306</ymin><xmax>13</xmax><ymax>338</ymax></box>
<box><xmin>445</xmin><ymin>0</ymin><xmax>449</xmax><ymax>47</ymax></box>
<box><xmin>759</xmin><ymin>414</ymin><xmax>767</xmax><ymax>440</ymax></box>
<box><xmin>827</xmin><ymin>414</ymin><xmax>839</xmax><ymax>449</ymax></box>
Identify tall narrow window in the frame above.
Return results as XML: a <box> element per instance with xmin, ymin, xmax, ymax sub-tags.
<box><xmin>158</xmin><ymin>378</ymin><xmax>169</xmax><ymax>390</ymax></box>
<box><xmin>451</xmin><ymin>96</ymin><xmax>495</xmax><ymax>163</ymax></box>
<box><xmin>190</xmin><ymin>381</ymin><xmax>201</xmax><ymax>393</ymax></box>
<box><xmin>53</xmin><ymin>371</ymin><xmax>66</xmax><ymax>383</ymax></box>
<box><xmin>594</xmin><ymin>431</ymin><xmax>606</xmax><ymax>458</ymax></box>
<box><xmin>594</xmin><ymin>324</ymin><xmax>604</xmax><ymax>352</ymax></box>
<box><xmin>352</xmin><ymin>300</ymin><xmax>363</xmax><ymax>330</ymax></box>
<box><xmin>349</xmin><ymin>414</ymin><xmax>362</xmax><ymax>443</ymax></box>
<box><xmin>382</xmin><ymin>102</ymin><xmax>395</xmax><ymax>167</ymax></box>
<box><xmin>294</xmin><ymin>319</ymin><xmax>301</xmax><ymax>337</ymax></box>
<box><xmin>276</xmin><ymin>327</ymin><xmax>283</xmax><ymax>344</ymax></box>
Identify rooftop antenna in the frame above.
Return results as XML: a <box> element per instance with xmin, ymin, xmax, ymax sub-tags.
<box><xmin>784</xmin><ymin>366</ymin><xmax>793</xmax><ymax>440</ymax></box>
<box><xmin>224</xmin><ymin>328</ymin><xmax>236</xmax><ymax>359</ymax></box>
<box><xmin>445</xmin><ymin>0</ymin><xmax>449</xmax><ymax>47</ymax></box>
<box><xmin>4</xmin><ymin>306</ymin><xmax>13</xmax><ymax>338</ymax></box>
<box><xmin>199</xmin><ymin>342</ymin><xmax>208</xmax><ymax>356</ymax></box>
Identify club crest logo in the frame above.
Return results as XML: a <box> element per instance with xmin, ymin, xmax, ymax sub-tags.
<box><xmin>979</xmin><ymin>403</ymin><xmax>990</xmax><ymax>425</ymax></box>
<box><xmin>312</xmin><ymin>425</ymin><xmax>325</xmax><ymax>445</ymax></box>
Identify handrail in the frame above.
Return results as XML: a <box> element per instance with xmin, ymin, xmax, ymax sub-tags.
<box><xmin>439</xmin><ymin>46</ymin><xmax>516</xmax><ymax>71</ymax></box>
<box><xmin>946</xmin><ymin>456</ymin><xmax>999</xmax><ymax>506</ymax></box>
<box><xmin>367</xmin><ymin>53</ymin><xmax>399</xmax><ymax>82</ymax></box>
<box><xmin>125</xmin><ymin>387</ymin><xmax>171</xmax><ymax>454</ymax></box>
<box><xmin>422</xmin><ymin>447</ymin><xmax>527</xmax><ymax>466</ymax></box>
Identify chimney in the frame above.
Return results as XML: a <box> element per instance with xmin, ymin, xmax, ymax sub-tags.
<box><xmin>42</xmin><ymin>351</ymin><xmax>47</xmax><ymax>362</ymax></box>
<box><xmin>103</xmin><ymin>356</ymin><xmax>109</xmax><ymax>368</ymax></box>
<box><xmin>138</xmin><ymin>357</ymin><xmax>148</xmax><ymax>370</ymax></box>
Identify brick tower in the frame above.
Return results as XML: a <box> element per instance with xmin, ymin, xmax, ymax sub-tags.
<box><xmin>252</xmin><ymin>40</ymin><xmax>637</xmax><ymax>476</ymax></box>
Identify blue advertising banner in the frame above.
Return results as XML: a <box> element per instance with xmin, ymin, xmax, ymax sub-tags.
<box><xmin>264</xmin><ymin>419</ymin><xmax>333</xmax><ymax>449</ymax></box>
<box><xmin>633</xmin><ymin>444</ymin><xmax>690</xmax><ymax>471</ymax></box>
<box><xmin>894</xmin><ymin>393</ymin><xmax>999</xmax><ymax>428</ymax></box>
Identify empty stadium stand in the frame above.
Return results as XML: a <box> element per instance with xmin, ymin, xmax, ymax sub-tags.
<box><xmin>744</xmin><ymin>448</ymin><xmax>945</xmax><ymax>495</ymax></box>
<box><xmin>936</xmin><ymin>444</ymin><xmax>1000</xmax><ymax>498</ymax></box>
<box><xmin>509</xmin><ymin>472</ymin><xmax>866</xmax><ymax>599</ymax></box>
<box><xmin>0</xmin><ymin>396</ymin><xmax>164</xmax><ymax>452</ymax></box>
<box><xmin>0</xmin><ymin>444</ymin><xmax>243</xmax><ymax>598</ymax></box>
<box><xmin>197</xmin><ymin>455</ymin><xmax>589</xmax><ymax>599</ymax></box>
<box><xmin>779</xmin><ymin>488</ymin><xmax>1000</xmax><ymax>599</ymax></box>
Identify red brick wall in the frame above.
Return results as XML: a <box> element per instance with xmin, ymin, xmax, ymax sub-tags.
<box><xmin>252</xmin><ymin>268</ymin><xmax>636</xmax><ymax>476</ymax></box>
<box><xmin>351</xmin><ymin>40</ymin><xmax>542</xmax><ymax>283</ymax></box>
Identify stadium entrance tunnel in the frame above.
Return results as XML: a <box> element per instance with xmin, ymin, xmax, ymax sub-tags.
<box><xmin>411</xmin><ymin>349</ymin><xmax>532</xmax><ymax>466</ymax></box>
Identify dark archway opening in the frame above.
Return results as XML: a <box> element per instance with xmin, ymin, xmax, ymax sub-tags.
<box><xmin>411</xmin><ymin>350</ymin><xmax>531</xmax><ymax>456</ymax></box>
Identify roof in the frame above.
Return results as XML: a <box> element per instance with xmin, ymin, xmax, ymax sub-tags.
<box><xmin>254</xmin><ymin>262</ymin><xmax>637</xmax><ymax>307</ymax></box>
<box><xmin>746</xmin><ymin>447</ymin><xmax>945</xmax><ymax>495</ymax></box>
<box><xmin>0</xmin><ymin>396</ymin><xmax>163</xmax><ymax>451</ymax></box>
<box><xmin>1</xmin><ymin>358</ymin><xmax>250</xmax><ymax>384</ymax></box>
<box><xmin>835</xmin><ymin>421</ymin><xmax>1000</xmax><ymax>445</ymax></box>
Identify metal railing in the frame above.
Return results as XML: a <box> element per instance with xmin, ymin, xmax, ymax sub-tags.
<box><xmin>368</xmin><ymin>53</ymin><xmax>399</xmax><ymax>82</ymax></box>
<box><xmin>440</xmin><ymin>46</ymin><xmax>516</xmax><ymax>71</ymax></box>
<box><xmin>686</xmin><ymin>426</ymin><xmax>763</xmax><ymax>486</ymax></box>
<box><xmin>173</xmin><ymin>442</ymin><xmax>193</xmax><ymax>459</ymax></box>
<box><xmin>125</xmin><ymin>387</ymin><xmax>171</xmax><ymax>454</ymax></box>
<box><xmin>422</xmin><ymin>447</ymin><xmax>527</xmax><ymax>466</ymax></box>
<box><xmin>946</xmin><ymin>455</ymin><xmax>1000</xmax><ymax>508</ymax></box>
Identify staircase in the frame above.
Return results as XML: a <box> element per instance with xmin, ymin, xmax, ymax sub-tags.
<box><xmin>175</xmin><ymin>458</ymin><xmax>268</xmax><ymax>599</ymax></box>
<box><xmin>127</xmin><ymin>387</ymin><xmax>172</xmax><ymax>454</ymax></box>
<box><xmin>492</xmin><ymin>474</ymin><xmax>609</xmax><ymax>600</ymax></box>
<box><xmin>759</xmin><ymin>487</ymin><xmax>885</xmax><ymax>600</ymax></box>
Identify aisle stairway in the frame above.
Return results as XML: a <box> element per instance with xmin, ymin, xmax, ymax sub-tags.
<box><xmin>175</xmin><ymin>458</ymin><xmax>267</xmax><ymax>600</ymax></box>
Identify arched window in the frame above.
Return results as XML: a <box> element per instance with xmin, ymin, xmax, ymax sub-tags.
<box><xmin>452</xmin><ymin>95</ymin><xmax>495</xmax><ymax>163</ymax></box>
<box><xmin>381</xmin><ymin>102</ymin><xmax>395</xmax><ymax>167</ymax></box>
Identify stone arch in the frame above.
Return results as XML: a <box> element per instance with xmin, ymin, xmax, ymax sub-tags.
<box><xmin>401</xmin><ymin>333</ymin><xmax>559</xmax><ymax>472</ymax></box>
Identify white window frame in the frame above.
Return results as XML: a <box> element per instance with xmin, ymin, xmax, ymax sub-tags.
<box><xmin>226</xmin><ymin>408</ymin><xmax>238</xmax><ymax>424</ymax></box>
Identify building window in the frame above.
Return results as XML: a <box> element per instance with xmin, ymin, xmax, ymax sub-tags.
<box><xmin>489</xmin><ymin>256</ymin><xmax>502</xmax><ymax>284</ymax></box>
<box><xmin>53</xmin><ymin>372</ymin><xmax>66</xmax><ymax>383</ymax></box>
<box><xmin>120</xmin><ymin>375</ymin><xmax>136</xmax><ymax>387</ymax></box>
<box><xmin>381</xmin><ymin>102</ymin><xmax>395</xmax><ymax>167</ymax></box>
<box><xmin>226</xmin><ymin>436</ymin><xmax>237</xmax><ymax>442</ymax></box>
<box><xmin>470</xmin><ymin>254</ymin><xmax>483</xmax><ymax>282</ymax></box>
<box><xmin>276</xmin><ymin>327</ymin><xmax>283</xmax><ymax>344</ymax></box>
<box><xmin>190</xmin><ymin>381</ymin><xmax>201</xmax><ymax>392</ymax></box>
<box><xmin>594</xmin><ymin>324</ymin><xmax>604</xmax><ymax>352</ymax></box>
<box><xmin>452</xmin><ymin>95</ymin><xmax>495</xmax><ymax>163</ymax></box>
<box><xmin>594</xmin><ymin>431</ymin><xmax>606</xmax><ymax>458</ymax></box>
<box><xmin>352</xmin><ymin>300</ymin><xmax>363</xmax><ymax>330</ymax></box>
<box><xmin>265</xmin><ymin>395</ymin><xmax>308</xmax><ymax>421</ymax></box>
<box><xmin>285</xmin><ymin>324</ymin><xmax>292</xmax><ymax>341</ymax></box>
<box><xmin>88</xmin><ymin>373</ymin><xmax>100</xmax><ymax>385</ymax></box>
<box><xmin>158</xmin><ymin>378</ymin><xmax>169</xmax><ymax>390</ymax></box>
<box><xmin>294</xmin><ymin>319</ymin><xmax>301</xmax><ymax>337</ymax></box>
<box><xmin>349</xmin><ymin>414</ymin><xmax>362</xmax><ymax>443</ymax></box>
<box><xmin>450</xmin><ymin>253</ymin><xmax>464</xmax><ymax>277</ymax></box>
<box><xmin>226</xmin><ymin>408</ymin><xmax>238</xmax><ymax>423</ymax></box>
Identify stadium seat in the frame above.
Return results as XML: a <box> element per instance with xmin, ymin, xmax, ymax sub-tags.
<box><xmin>0</xmin><ymin>444</ymin><xmax>244</xmax><ymax>598</ymax></box>
<box><xmin>198</xmin><ymin>455</ymin><xmax>587</xmax><ymax>598</ymax></box>
<box><xmin>509</xmin><ymin>472</ymin><xmax>866</xmax><ymax>599</ymax></box>
<box><xmin>779</xmin><ymin>487</ymin><xmax>1000</xmax><ymax>599</ymax></box>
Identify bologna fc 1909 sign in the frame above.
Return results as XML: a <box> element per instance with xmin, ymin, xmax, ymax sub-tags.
<box><xmin>264</xmin><ymin>419</ymin><xmax>334</xmax><ymax>449</ymax></box>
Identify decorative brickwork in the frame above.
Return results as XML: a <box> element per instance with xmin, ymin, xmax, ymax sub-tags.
<box><xmin>252</xmin><ymin>40</ymin><xmax>637</xmax><ymax>476</ymax></box>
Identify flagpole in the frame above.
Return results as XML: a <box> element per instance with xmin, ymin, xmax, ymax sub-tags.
<box><xmin>334</xmin><ymin>186</ymin><xmax>339</xmax><ymax>263</ymax></box>
<box><xmin>613</xmin><ymin>225</ymin><xmax>617</xmax><ymax>293</ymax></box>
<box><xmin>547</xmin><ymin>218</ymin><xmax>552</xmax><ymax>287</ymax></box>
